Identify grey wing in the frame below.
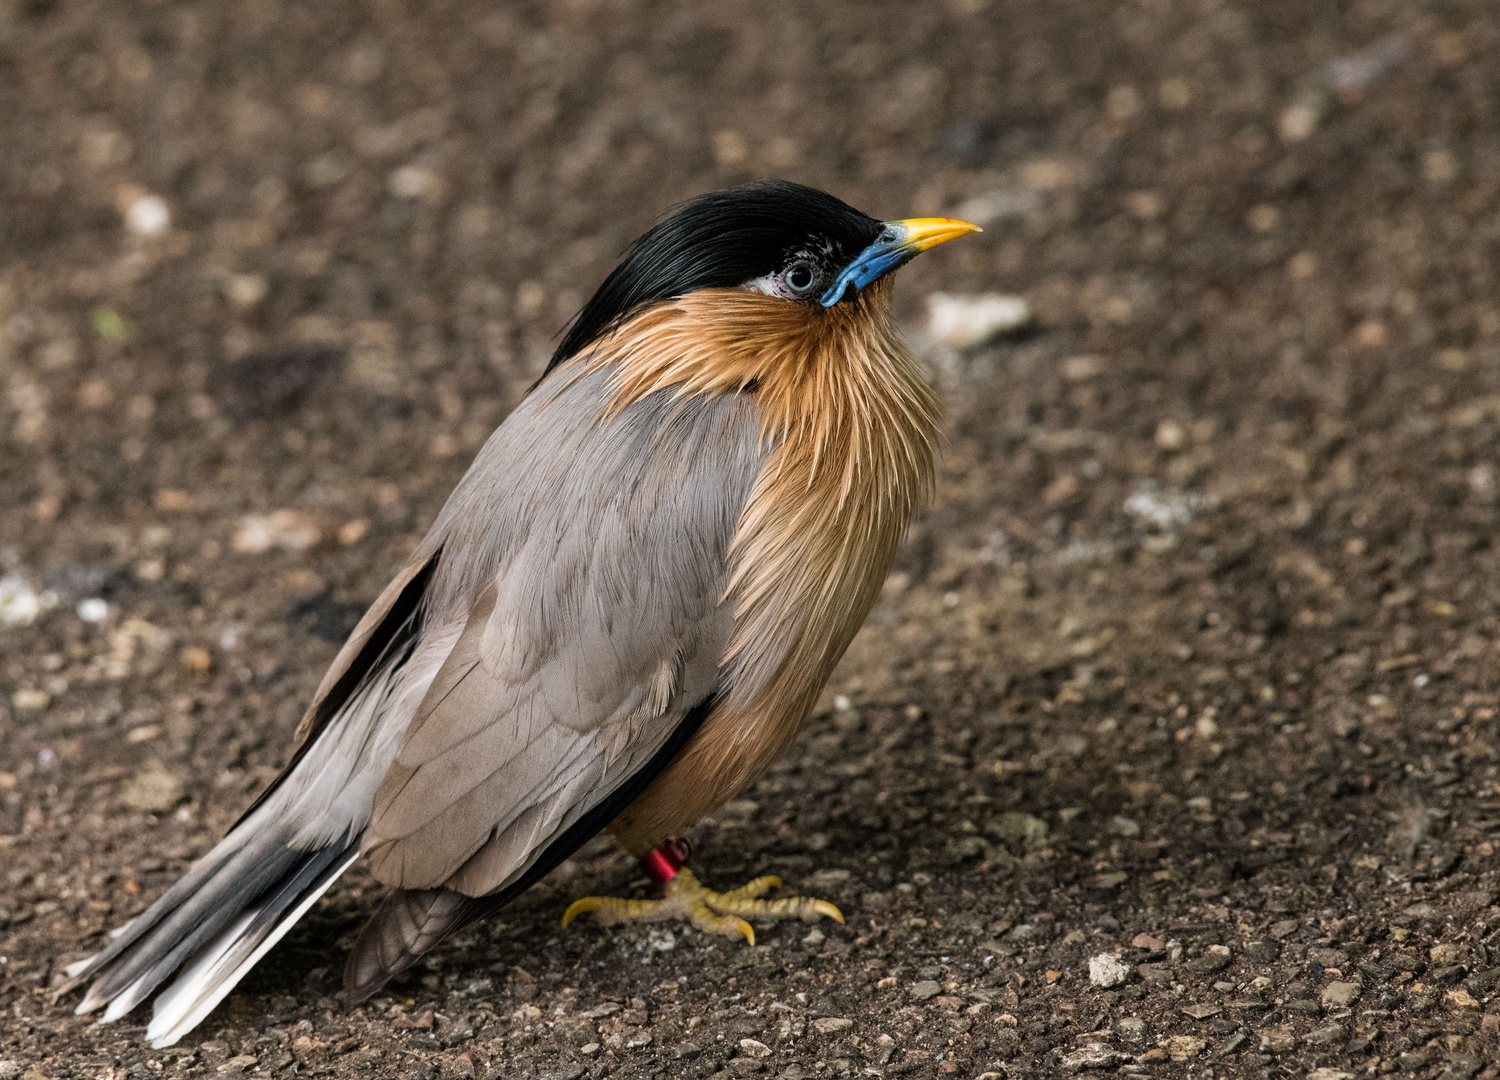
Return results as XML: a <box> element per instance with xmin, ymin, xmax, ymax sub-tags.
<box><xmin>362</xmin><ymin>367</ymin><xmax>766</xmax><ymax>897</ymax></box>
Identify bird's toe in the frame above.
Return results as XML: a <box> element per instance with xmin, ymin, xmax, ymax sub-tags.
<box><xmin>561</xmin><ymin>866</ymin><xmax>839</xmax><ymax>945</ymax></box>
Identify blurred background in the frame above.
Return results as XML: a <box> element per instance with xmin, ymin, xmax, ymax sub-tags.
<box><xmin>4</xmin><ymin>1</ymin><xmax>1500</xmax><ymax>1077</ymax></box>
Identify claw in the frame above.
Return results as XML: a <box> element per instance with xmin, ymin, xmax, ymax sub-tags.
<box><xmin>561</xmin><ymin>866</ymin><xmax>841</xmax><ymax>944</ymax></box>
<box><xmin>561</xmin><ymin>894</ymin><xmax>658</xmax><ymax>928</ymax></box>
<box><xmin>561</xmin><ymin>896</ymin><xmax>602</xmax><ymax>929</ymax></box>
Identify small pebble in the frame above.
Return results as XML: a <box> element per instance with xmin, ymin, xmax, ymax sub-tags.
<box><xmin>926</xmin><ymin>292</ymin><xmax>1030</xmax><ymax>348</ymax></box>
<box><xmin>1089</xmin><ymin>953</ymin><xmax>1131</xmax><ymax>988</ymax></box>
<box><xmin>0</xmin><ymin>575</ymin><xmax>51</xmax><ymax>626</ymax></box>
<box><xmin>12</xmin><ymin>689</ymin><xmax>50</xmax><ymax>711</ymax></box>
<box><xmin>232</xmin><ymin>510</ymin><xmax>322</xmax><ymax>554</ymax></box>
<box><xmin>908</xmin><ymin>980</ymin><xmax>941</xmax><ymax>1000</ymax></box>
<box><xmin>180</xmin><ymin>646</ymin><xmax>212</xmax><ymax>673</ymax></box>
<box><xmin>120</xmin><ymin>766</ymin><xmax>185</xmax><ymax>813</ymax></box>
<box><xmin>1061</xmin><ymin>1043</ymin><xmax>1126</xmax><ymax>1071</ymax></box>
<box><xmin>1060</xmin><ymin>355</ymin><xmax>1102</xmax><ymax>380</ymax></box>
<box><xmin>388</xmin><ymin>164</ymin><xmax>443</xmax><ymax>201</ymax></box>
<box><xmin>224</xmin><ymin>274</ymin><xmax>269</xmax><ymax>309</ymax></box>
<box><xmin>1154</xmin><ymin>420</ymin><xmax>1186</xmax><ymax>450</ymax></box>
<box><xmin>1166</xmin><ymin>1035</ymin><xmax>1205</xmax><ymax>1061</ymax></box>
<box><xmin>1303</xmin><ymin>1024</ymin><xmax>1347</xmax><ymax>1046</ymax></box>
<box><xmin>1321</xmin><ymin>981</ymin><xmax>1361</xmax><ymax>1007</ymax></box>
<box><xmin>1116</xmin><ymin>1017</ymin><xmax>1146</xmax><ymax>1039</ymax></box>
<box><xmin>125</xmin><ymin>194</ymin><xmax>171</xmax><ymax>237</ymax></box>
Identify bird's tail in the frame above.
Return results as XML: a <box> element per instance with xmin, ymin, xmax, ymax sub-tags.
<box><xmin>61</xmin><ymin>813</ymin><xmax>359</xmax><ymax>1048</ymax></box>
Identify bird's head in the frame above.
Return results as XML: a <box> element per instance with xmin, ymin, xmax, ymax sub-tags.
<box><xmin>546</xmin><ymin>181</ymin><xmax>979</xmax><ymax>377</ymax></box>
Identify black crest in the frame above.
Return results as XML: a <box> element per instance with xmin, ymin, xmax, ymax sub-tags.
<box><xmin>543</xmin><ymin>181</ymin><xmax>882</xmax><ymax>378</ymax></box>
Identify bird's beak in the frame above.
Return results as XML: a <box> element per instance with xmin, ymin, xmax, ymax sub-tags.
<box><xmin>819</xmin><ymin>217</ymin><xmax>982</xmax><ymax>307</ymax></box>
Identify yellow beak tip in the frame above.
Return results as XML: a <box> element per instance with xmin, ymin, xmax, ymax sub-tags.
<box><xmin>886</xmin><ymin>217</ymin><xmax>984</xmax><ymax>252</ymax></box>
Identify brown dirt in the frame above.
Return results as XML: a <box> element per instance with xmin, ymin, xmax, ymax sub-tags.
<box><xmin>4</xmin><ymin>1</ymin><xmax>1500</xmax><ymax>1078</ymax></box>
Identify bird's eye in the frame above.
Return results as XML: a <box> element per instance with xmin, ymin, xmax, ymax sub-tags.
<box><xmin>782</xmin><ymin>261</ymin><xmax>817</xmax><ymax>295</ymax></box>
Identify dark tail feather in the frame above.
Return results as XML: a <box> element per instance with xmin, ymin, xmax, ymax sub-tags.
<box><xmin>64</xmin><ymin>820</ymin><xmax>358</xmax><ymax>1047</ymax></box>
<box><xmin>343</xmin><ymin>888</ymin><xmax>479</xmax><ymax>1003</ymax></box>
<box><xmin>68</xmin><ymin>826</ymin><xmax>303</xmax><ymax>1013</ymax></box>
<box><xmin>142</xmin><ymin>839</ymin><xmax>359</xmax><ymax>1047</ymax></box>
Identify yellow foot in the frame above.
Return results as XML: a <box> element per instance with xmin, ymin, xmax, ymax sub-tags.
<box><xmin>561</xmin><ymin>868</ymin><xmax>843</xmax><ymax>946</ymax></box>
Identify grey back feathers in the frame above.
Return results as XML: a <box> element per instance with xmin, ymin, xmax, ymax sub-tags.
<box><xmin>67</xmin><ymin>364</ymin><xmax>768</xmax><ymax>1045</ymax></box>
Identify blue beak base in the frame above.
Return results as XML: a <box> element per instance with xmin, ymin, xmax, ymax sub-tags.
<box><xmin>818</xmin><ymin>217</ymin><xmax>982</xmax><ymax>307</ymax></box>
<box><xmin>819</xmin><ymin>225</ymin><xmax>912</xmax><ymax>307</ymax></box>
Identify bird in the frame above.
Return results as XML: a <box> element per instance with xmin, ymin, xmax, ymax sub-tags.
<box><xmin>61</xmin><ymin>180</ymin><xmax>978</xmax><ymax>1048</ymax></box>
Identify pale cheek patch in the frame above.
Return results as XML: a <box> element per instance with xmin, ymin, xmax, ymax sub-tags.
<box><xmin>743</xmin><ymin>274</ymin><xmax>785</xmax><ymax>298</ymax></box>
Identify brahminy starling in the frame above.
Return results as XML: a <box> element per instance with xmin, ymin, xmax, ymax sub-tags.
<box><xmin>63</xmin><ymin>180</ymin><xmax>979</xmax><ymax>1046</ymax></box>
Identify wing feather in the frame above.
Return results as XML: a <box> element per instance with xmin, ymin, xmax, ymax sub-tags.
<box><xmin>363</xmin><ymin>368</ymin><xmax>766</xmax><ymax>896</ymax></box>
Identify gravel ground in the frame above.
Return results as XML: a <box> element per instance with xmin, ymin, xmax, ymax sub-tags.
<box><xmin>5</xmin><ymin>1</ymin><xmax>1500</xmax><ymax>1078</ymax></box>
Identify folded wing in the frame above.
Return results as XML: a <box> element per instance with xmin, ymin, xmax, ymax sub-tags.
<box><xmin>347</xmin><ymin>368</ymin><xmax>767</xmax><ymax>993</ymax></box>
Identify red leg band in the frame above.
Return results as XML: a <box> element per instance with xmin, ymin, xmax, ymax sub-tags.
<box><xmin>638</xmin><ymin>838</ymin><xmax>692</xmax><ymax>885</ymax></box>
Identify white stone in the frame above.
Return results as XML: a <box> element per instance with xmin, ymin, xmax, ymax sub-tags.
<box><xmin>388</xmin><ymin>164</ymin><xmax>442</xmax><ymax>201</ymax></box>
<box><xmin>224</xmin><ymin>274</ymin><xmax>269</xmax><ymax>308</ymax></box>
<box><xmin>1062</xmin><ymin>1043</ymin><xmax>1126</xmax><ymax>1071</ymax></box>
<box><xmin>738</xmin><ymin>1039</ymin><xmax>772</xmax><ymax>1058</ymax></box>
<box><xmin>0</xmin><ymin>575</ymin><xmax>44</xmax><ymax>626</ymax></box>
<box><xmin>926</xmin><ymin>292</ymin><xmax>1031</xmax><ymax>348</ymax></box>
<box><xmin>1123</xmin><ymin>481</ymin><xmax>1217</xmax><ymax>531</ymax></box>
<box><xmin>77</xmin><ymin>598</ymin><xmax>110</xmax><ymax>622</ymax></box>
<box><xmin>125</xmin><ymin>194</ymin><xmax>171</xmax><ymax>237</ymax></box>
<box><xmin>1089</xmin><ymin>953</ymin><xmax>1131</xmax><ymax>988</ymax></box>
<box><xmin>231</xmin><ymin>510</ymin><xmax>322</xmax><ymax>554</ymax></box>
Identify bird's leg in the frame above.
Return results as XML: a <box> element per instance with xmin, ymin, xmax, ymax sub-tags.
<box><xmin>561</xmin><ymin>839</ymin><xmax>843</xmax><ymax>946</ymax></box>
